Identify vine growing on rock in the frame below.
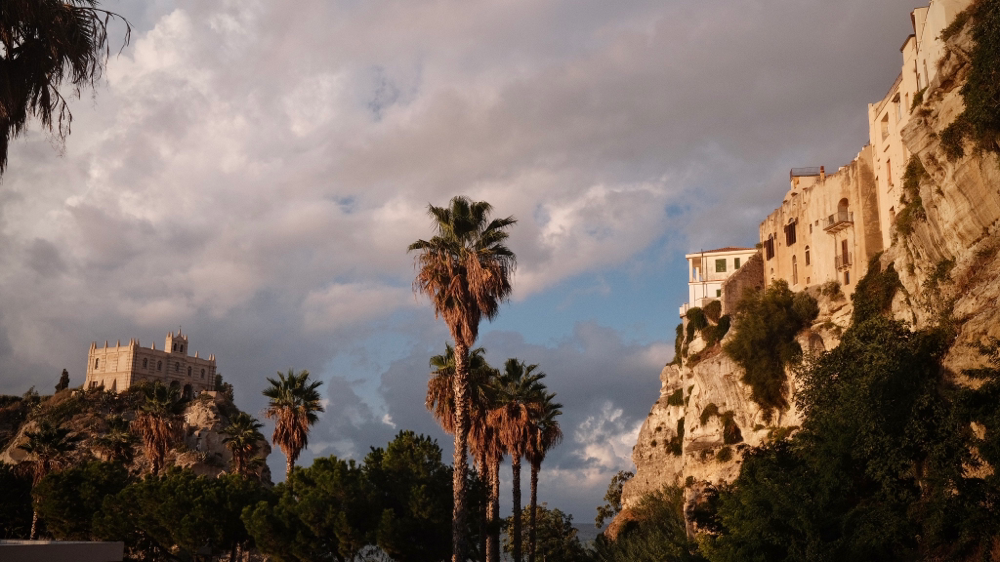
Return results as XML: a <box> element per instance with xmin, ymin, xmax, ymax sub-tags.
<box><xmin>722</xmin><ymin>281</ymin><xmax>818</xmax><ymax>420</ymax></box>
<box><xmin>939</xmin><ymin>0</ymin><xmax>1000</xmax><ymax>161</ymax></box>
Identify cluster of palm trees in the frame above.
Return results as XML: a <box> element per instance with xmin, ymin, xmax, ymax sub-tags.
<box><xmin>411</xmin><ymin>195</ymin><xmax>562</xmax><ymax>562</ymax></box>
<box><xmin>427</xmin><ymin>347</ymin><xmax>562</xmax><ymax>562</ymax></box>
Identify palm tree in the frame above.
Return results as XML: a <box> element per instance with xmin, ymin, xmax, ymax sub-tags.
<box><xmin>525</xmin><ymin>393</ymin><xmax>562</xmax><ymax>562</ymax></box>
<box><xmin>94</xmin><ymin>414</ymin><xmax>138</xmax><ymax>464</ymax></box>
<box><xmin>132</xmin><ymin>382</ymin><xmax>184</xmax><ymax>474</ymax></box>
<box><xmin>409</xmin><ymin>195</ymin><xmax>516</xmax><ymax>562</ymax></box>
<box><xmin>221</xmin><ymin>411</ymin><xmax>265</xmax><ymax>478</ymax></box>
<box><xmin>18</xmin><ymin>421</ymin><xmax>81</xmax><ymax>539</ymax></box>
<box><xmin>0</xmin><ymin>0</ymin><xmax>130</xmax><ymax>173</ymax></box>
<box><xmin>489</xmin><ymin>359</ymin><xmax>546</xmax><ymax>562</ymax></box>
<box><xmin>262</xmin><ymin>369</ymin><xmax>324</xmax><ymax>482</ymax></box>
<box><xmin>427</xmin><ymin>344</ymin><xmax>502</xmax><ymax>562</ymax></box>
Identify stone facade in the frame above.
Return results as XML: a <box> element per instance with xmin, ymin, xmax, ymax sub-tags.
<box><xmin>868</xmin><ymin>0</ymin><xmax>974</xmax><ymax>251</ymax></box>
<box><xmin>720</xmin><ymin>252</ymin><xmax>764</xmax><ymax>315</ymax></box>
<box><xmin>759</xmin><ymin>152</ymin><xmax>883</xmax><ymax>299</ymax></box>
<box><xmin>84</xmin><ymin>330</ymin><xmax>216</xmax><ymax>397</ymax></box>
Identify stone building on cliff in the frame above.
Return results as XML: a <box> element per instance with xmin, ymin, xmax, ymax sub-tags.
<box><xmin>84</xmin><ymin>330</ymin><xmax>217</xmax><ymax>397</ymax></box>
<box><xmin>680</xmin><ymin>247</ymin><xmax>758</xmax><ymax>317</ymax></box>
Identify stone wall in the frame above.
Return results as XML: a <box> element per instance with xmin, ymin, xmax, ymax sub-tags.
<box><xmin>720</xmin><ymin>252</ymin><xmax>764</xmax><ymax>315</ymax></box>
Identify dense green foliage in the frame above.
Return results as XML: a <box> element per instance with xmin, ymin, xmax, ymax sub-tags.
<box><xmin>0</xmin><ymin>462</ymin><xmax>33</xmax><ymax>538</ymax></box>
<box><xmin>940</xmin><ymin>0</ymin><xmax>1000</xmax><ymax>160</ymax></box>
<box><xmin>702</xmin><ymin>300</ymin><xmax>722</xmax><ymax>324</ymax></box>
<box><xmin>673</xmin><ymin>323</ymin><xmax>684</xmax><ymax>364</ymax></box>
<box><xmin>245</xmin><ymin>430</ymin><xmax>461</xmax><ymax>562</ymax></box>
<box><xmin>667</xmin><ymin>388</ymin><xmax>685</xmax><ymax>407</ymax></box>
<box><xmin>723</xmin><ymin>281</ymin><xmax>818</xmax><ymax>419</ymax></box>
<box><xmin>895</xmin><ymin>157</ymin><xmax>927</xmax><ymax>236</ymax></box>
<box><xmin>700</xmin><ymin>312</ymin><xmax>1000</xmax><ymax>561</ymax></box>
<box><xmin>504</xmin><ymin>504</ymin><xmax>589</xmax><ymax>562</ymax></box>
<box><xmin>686</xmin><ymin>307</ymin><xmax>708</xmax><ymax>344</ymax></box>
<box><xmin>34</xmin><ymin>461</ymin><xmax>128</xmax><ymax>540</ymax></box>
<box><xmin>592</xmin><ymin>486</ymin><xmax>705</xmax><ymax>562</ymax></box>
<box><xmin>850</xmin><ymin>256</ymin><xmax>901</xmax><ymax>324</ymax></box>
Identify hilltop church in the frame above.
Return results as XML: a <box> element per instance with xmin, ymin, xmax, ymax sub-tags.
<box><xmin>84</xmin><ymin>330</ymin><xmax>217</xmax><ymax>397</ymax></box>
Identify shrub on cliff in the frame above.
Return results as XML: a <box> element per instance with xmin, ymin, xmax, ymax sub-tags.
<box><xmin>723</xmin><ymin>281</ymin><xmax>818</xmax><ymax>420</ymax></box>
<box><xmin>591</xmin><ymin>486</ymin><xmax>706</xmax><ymax>562</ymax></box>
<box><xmin>939</xmin><ymin>0</ymin><xmax>1000</xmax><ymax>160</ymax></box>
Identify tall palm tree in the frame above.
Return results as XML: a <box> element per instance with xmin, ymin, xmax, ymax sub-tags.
<box><xmin>94</xmin><ymin>414</ymin><xmax>138</xmax><ymax>465</ymax></box>
<box><xmin>525</xmin><ymin>393</ymin><xmax>562</xmax><ymax>562</ymax></box>
<box><xmin>132</xmin><ymin>382</ymin><xmax>184</xmax><ymax>475</ymax></box>
<box><xmin>427</xmin><ymin>344</ymin><xmax>502</xmax><ymax>562</ymax></box>
<box><xmin>0</xmin><ymin>0</ymin><xmax>130</xmax><ymax>173</ymax></box>
<box><xmin>262</xmin><ymin>369</ymin><xmax>324</xmax><ymax>482</ymax></box>
<box><xmin>489</xmin><ymin>359</ymin><xmax>545</xmax><ymax>562</ymax></box>
<box><xmin>222</xmin><ymin>411</ymin><xmax>265</xmax><ymax>478</ymax></box>
<box><xmin>409</xmin><ymin>195</ymin><xmax>516</xmax><ymax>562</ymax></box>
<box><xmin>18</xmin><ymin>421</ymin><xmax>81</xmax><ymax>539</ymax></box>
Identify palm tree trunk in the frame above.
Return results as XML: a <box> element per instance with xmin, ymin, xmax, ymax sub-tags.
<box><xmin>529</xmin><ymin>461</ymin><xmax>539</xmax><ymax>562</ymax></box>
<box><xmin>30</xmin><ymin>508</ymin><xmax>39</xmax><ymax>540</ymax></box>
<box><xmin>285</xmin><ymin>455</ymin><xmax>294</xmax><ymax>483</ymax></box>
<box><xmin>511</xmin><ymin>455</ymin><xmax>522</xmax><ymax>562</ymax></box>
<box><xmin>452</xmin><ymin>342</ymin><xmax>472</xmax><ymax>562</ymax></box>
<box><xmin>488</xmin><ymin>458</ymin><xmax>500</xmax><ymax>562</ymax></box>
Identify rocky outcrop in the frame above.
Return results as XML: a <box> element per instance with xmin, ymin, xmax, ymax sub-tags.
<box><xmin>618</xmin><ymin>18</ymin><xmax>1000</xmax><ymax>533</ymax></box>
<box><xmin>0</xmin><ymin>390</ymin><xmax>271</xmax><ymax>482</ymax></box>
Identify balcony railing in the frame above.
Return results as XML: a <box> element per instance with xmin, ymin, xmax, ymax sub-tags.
<box><xmin>824</xmin><ymin>211</ymin><xmax>854</xmax><ymax>233</ymax></box>
<box><xmin>836</xmin><ymin>252</ymin><xmax>852</xmax><ymax>270</ymax></box>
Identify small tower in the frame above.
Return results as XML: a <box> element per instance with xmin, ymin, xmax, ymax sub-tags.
<box><xmin>165</xmin><ymin>329</ymin><xmax>189</xmax><ymax>355</ymax></box>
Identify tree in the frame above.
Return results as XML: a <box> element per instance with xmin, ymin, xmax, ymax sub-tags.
<box><xmin>34</xmin><ymin>461</ymin><xmax>128</xmax><ymax>540</ymax></box>
<box><xmin>489</xmin><ymin>358</ymin><xmax>545</xmax><ymax>562</ymax></box>
<box><xmin>503</xmin><ymin>503</ymin><xmax>589</xmax><ymax>562</ymax></box>
<box><xmin>525</xmin><ymin>392</ymin><xmax>562</xmax><ymax>562</ymax></box>
<box><xmin>595</xmin><ymin>470</ymin><xmax>634</xmax><ymax>528</ymax></box>
<box><xmin>54</xmin><ymin>369</ymin><xmax>69</xmax><ymax>392</ymax></box>
<box><xmin>426</xmin><ymin>344</ymin><xmax>503</xmax><ymax>562</ymax></box>
<box><xmin>591</xmin><ymin>486</ymin><xmax>705</xmax><ymax>562</ymax></box>
<box><xmin>0</xmin><ymin>0</ymin><xmax>130</xmax><ymax>173</ymax></box>
<box><xmin>364</xmin><ymin>431</ymin><xmax>454</xmax><ymax>562</ymax></box>
<box><xmin>0</xmin><ymin>462</ymin><xmax>33</xmax><ymax>539</ymax></box>
<box><xmin>17</xmin><ymin>420</ymin><xmax>82</xmax><ymax>539</ymax></box>
<box><xmin>93</xmin><ymin>414</ymin><xmax>138</xmax><ymax>465</ymax></box>
<box><xmin>222</xmin><ymin>411</ymin><xmax>266</xmax><ymax>478</ymax></box>
<box><xmin>262</xmin><ymin>369</ymin><xmax>324</xmax><ymax>482</ymax></box>
<box><xmin>131</xmin><ymin>382</ymin><xmax>184</xmax><ymax>474</ymax></box>
<box><xmin>408</xmin><ymin>195</ymin><xmax>517</xmax><ymax>562</ymax></box>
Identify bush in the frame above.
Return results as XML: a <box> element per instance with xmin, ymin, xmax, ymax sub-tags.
<box><xmin>667</xmin><ymin>419</ymin><xmax>685</xmax><ymax>457</ymax></box>
<box><xmin>910</xmin><ymin>87</ymin><xmax>925</xmax><ymax>112</ymax></box>
<box><xmin>703</xmin><ymin>300</ymin><xmax>722</xmax><ymax>323</ymax></box>
<box><xmin>851</xmin><ymin>255</ymin><xmax>901</xmax><ymax>324</ymax></box>
<box><xmin>591</xmin><ymin>486</ymin><xmax>705</xmax><ymax>562</ymax></box>
<box><xmin>685</xmin><ymin>308</ymin><xmax>708</xmax><ymax>344</ymax></box>
<box><xmin>666</xmin><ymin>388</ymin><xmax>684</xmax><ymax>407</ymax></box>
<box><xmin>820</xmin><ymin>280</ymin><xmax>842</xmax><ymax>298</ymax></box>
<box><xmin>896</xmin><ymin>157</ymin><xmax>928</xmax><ymax>236</ymax></box>
<box><xmin>923</xmin><ymin>258</ymin><xmax>955</xmax><ymax>292</ymax></box>
<box><xmin>716</xmin><ymin>446</ymin><xmax>734</xmax><ymax>463</ymax></box>
<box><xmin>723</xmin><ymin>281</ymin><xmax>819</xmax><ymax>420</ymax></box>
<box><xmin>703</xmin><ymin>315</ymin><xmax>732</xmax><ymax>348</ymax></box>
<box><xmin>672</xmin><ymin>324</ymin><xmax>684</xmax><ymax>365</ymax></box>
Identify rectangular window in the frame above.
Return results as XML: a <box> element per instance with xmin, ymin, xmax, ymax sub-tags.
<box><xmin>734</xmin><ymin>257</ymin><xmax>741</xmax><ymax>270</ymax></box>
<box><xmin>881</xmin><ymin>114</ymin><xmax>890</xmax><ymax>141</ymax></box>
<box><xmin>716</xmin><ymin>289</ymin><xmax>722</xmax><ymax>297</ymax></box>
<box><xmin>715</xmin><ymin>259</ymin><xmax>726</xmax><ymax>273</ymax></box>
<box><xmin>845</xmin><ymin>271</ymin><xmax>851</xmax><ymax>285</ymax></box>
<box><xmin>886</xmin><ymin>159</ymin><xmax>892</xmax><ymax>187</ymax></box>
<box><xmin>784</xmin><ymin>221</ymin><xmax>797</xmax><ymax>246</ymax></box>
<box><xmin>764</xmin><ymin>237</ymin><xmax>775</xmax><ymax>260</ymax></box>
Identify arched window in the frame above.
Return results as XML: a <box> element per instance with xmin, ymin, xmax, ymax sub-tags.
<box><xmin>201</xmin><ymin>369</ymin><xmax>205</xmax><ymax>379</ymax></box>
<box><xmin>94</xmin><ymin>358</ymin><xmax>100</xmax><ymax>369</ymax></box>
<box><xmin>805</xmin><ymin>246</ymin><xmax>811</xmax><ymax>266</ymax></box>
<box><xmin>187</xmin><ymin>366</ymin><xmax>192</xmax><ymax>376</ymax></box>
<box><xmin>838</xmin><ymin>198</ymin><xmax>849</xmax><ymax>213</ymax></box>
<box><xmin>142</xmin><ymin>358</ymin><xmax>148</xmax><ymax>369</ymax></box>
<box><xmin>175</xmin><ymin>362</ymin><xmax>180</xmax><ymax>372</ymax></box>
<box><xmin>180</xmin><ymin>345</ymin><xmax>184</xmax><ymax>353</ymax></box>
<box><xmin>157</xmin><ymin>361</ymin><xmax>162</xmax><ymax>371</ymax></box>
<box><xmin>172</xmin><ymin>343</ymin><xmax>177</xmax><ymax>351</ymax></box>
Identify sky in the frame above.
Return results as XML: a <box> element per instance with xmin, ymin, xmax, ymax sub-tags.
<box><xmin>1</xmin><ymin>0</ymin><xmax>921</xmax><ymax>527</ymax></box>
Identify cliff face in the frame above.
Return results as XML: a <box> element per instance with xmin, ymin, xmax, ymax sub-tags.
<box><xmin>0</xmin><ymin>390</ymin><xmax>271</xmax><ymax>482</ymax></box>
<box><xmin>618</xmin><ymin>18</ymin><xmax>1000</xmax><ymax>532</ymax></box>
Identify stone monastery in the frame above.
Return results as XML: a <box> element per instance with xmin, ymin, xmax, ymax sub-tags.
<box><xmin>84</xmin><ymin>329</ymin><xmax>217</xmax><ymax>397</ymax></box>
<box><xmin>682</xmin><ymin>0</ymin><xmax>971</xmax><ymax>316</ymax></box>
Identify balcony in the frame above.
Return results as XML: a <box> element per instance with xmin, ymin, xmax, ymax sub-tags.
<box><xmin>824</xmin><ymin>211</ymin><xmax>854</xmax><ymax>233</ymax></box>
<box><xmin>836</xmin><ymin>252</ymin><xmax>852</xmax><ymax>270</ymax></box>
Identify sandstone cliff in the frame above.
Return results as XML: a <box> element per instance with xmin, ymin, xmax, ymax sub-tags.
<box><xmin>617</xmin><ymin>17</ymin><xmax>1000</xmax><ymax>535</ymax></box>
<box><xmin>0</xmin><ymin>388</ymin><xmax>271</xmax><ymax>482</ymax></box>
